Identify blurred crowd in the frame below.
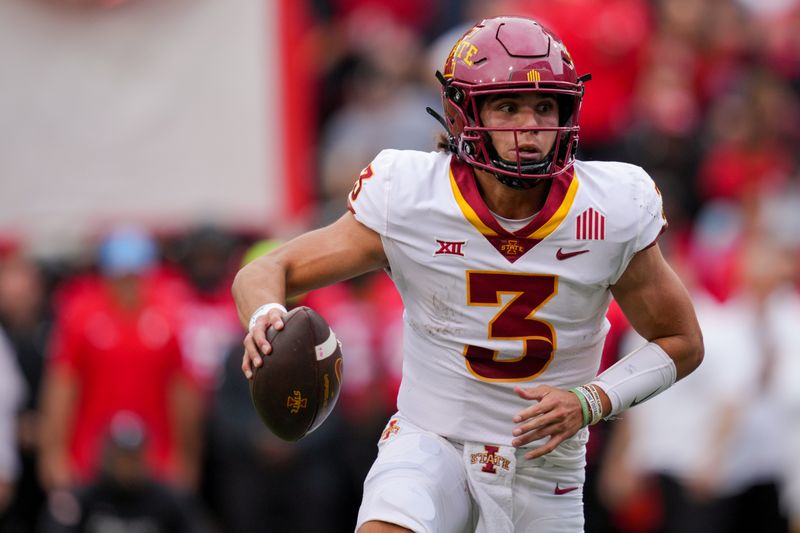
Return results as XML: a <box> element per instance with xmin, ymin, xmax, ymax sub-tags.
<box><xmin>0</xmin><ymin>223</ymin><xmax>404</xmax><ymax>533</ymax></box>
<box><xmin>1</xmin><ymin>0</ymin><xmax>800</xmax><ymax>532</ymax></box>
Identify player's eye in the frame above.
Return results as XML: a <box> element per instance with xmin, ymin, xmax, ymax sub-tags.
<box><xmin>497</xmin><ymin>102</ymin><xmax>517</xmax><ymax>113</ymax></box>
<box><xmin>536</xmin><ymin>100</ymin><xmax>555</xmax><ymax>114</ymax></box>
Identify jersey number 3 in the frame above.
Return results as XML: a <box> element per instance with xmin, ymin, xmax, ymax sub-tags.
<box><xmin>465</xmin><ymin>271</ymin><xmax>557</xmax><ymax>382</ymax></box>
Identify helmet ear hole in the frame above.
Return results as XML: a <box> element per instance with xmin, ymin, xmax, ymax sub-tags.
<box><xmin>447</xmin><ymin>86</ymin><xmax>465</xmax><ymax>104</ymax></box>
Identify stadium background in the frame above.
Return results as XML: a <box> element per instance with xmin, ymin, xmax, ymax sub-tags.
<box><xmin>0</xmin><ymin>0</ymin><xmax>799</xmax><ymax>531</ymax></box>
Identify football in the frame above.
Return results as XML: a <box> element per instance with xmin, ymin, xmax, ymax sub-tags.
<box><xmin>249</xmin><ymin>306</ymin><xmax>343</xmax><ymax>441</ymax></box>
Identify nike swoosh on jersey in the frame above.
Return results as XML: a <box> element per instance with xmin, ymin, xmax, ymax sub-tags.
<box><xmin>556</xmin><ymin>248</ymin><xmax>590</xmax><ymax>260</ymax></box>
<box><xmin>554</xmin><ymin>483</ymin><xmax>580</xmax><ymax>495</ymax></box>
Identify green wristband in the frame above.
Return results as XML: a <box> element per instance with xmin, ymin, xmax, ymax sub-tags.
<box><xmin>569</xmin><ymin>388</ymin><xmax>591</xmax><ymax>428</ymax></box>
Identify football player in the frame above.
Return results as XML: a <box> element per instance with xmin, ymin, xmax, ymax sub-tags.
<box><xmin>233</xmin><ymin>16</ymin><xmax>703</xmax><ymax>533</ymax></box>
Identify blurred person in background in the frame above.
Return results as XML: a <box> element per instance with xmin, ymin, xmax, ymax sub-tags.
<box><xmin>236</xmin><ymin>16</ymin><xmax>702</xmax><ymax>532</ymax></box>
<box><xmin>160</xmin><ymin>224</ymin><xmax>246</xmax><ymax>527</ymax></box>
<box><xmin>310</xmin><ymin>0</ymin><xmax>454</xmax><ymax>128</ymax></box>
<box><xmin>0</xmin><ymin>327</ymin><xmax>26</xmax><ymax>527</ymax></box>
<box><xmin>759</xmin><ymin>187</ymin><xmax>800</xmax><ymax>533</ymax></box>
<box><xmin>0</xmin><ymin>247</ymin><xmax>51</xmax><ymax>532</ymax></box>
<box><xmin>208</xmin><ymin>239</ymin><xmax>352</xmax><ymax>532</ymax></box>
<box><xmin>166</xmin><ymin>225</ymin><xmax>243</xmax><ymax>396</ymax></box>
<box><xmin>742</xmin><ymin>0</ymin><xmax>800</xmax><ymax>84</ymax></box>
<box><xmin>39</xmin><ymin>411</ymin><xmax>198</xmax><ymax>533</ymax></box>
<box><xmin>614</xmin><ymin>35</ymin><xmax>705</xmax><ymax>229</ymax></box>
<box><xmin>599</xmin><ymin>204</ymin><xmax>796</xmax><ymax>533</ymax></box>
<box><xmin>316</xmin><ymin>14</ymin><xmax>440</xmax><ymax>225</ymax></box>
<box><xmin>37</xmin><ymin>226</ymin><xmax>203</xmax><ymax>499</ymax></box>
<box><xmin>697</xmin><ymin>71</ymin><xmax>797</xmax><ymax>216</ymax></box>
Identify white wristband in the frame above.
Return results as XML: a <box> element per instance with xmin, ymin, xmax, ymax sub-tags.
<box><xmin>583</xmin><ymin>384</ymin><xmax>604</xmax><ymax>425</ymax></box>
<box><xmin>590</xmin><ymin>341</ymin><xmax>677</xmax><ymax>417</ymax></box>
<box><xmin>248</xmin><ymin>303</ymin><xmax>287</xmax><ymax>332</ymax></box>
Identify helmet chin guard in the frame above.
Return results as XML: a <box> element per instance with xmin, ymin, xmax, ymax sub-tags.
<box><xmin>490</xmin><ymin>150</ymin><xmax>553</xmax><ymax>189</ymax></box>
<box><xmin>437</xmin><ymin>17</ymin><xmax>589</xmax><ymax>182</ymax></box>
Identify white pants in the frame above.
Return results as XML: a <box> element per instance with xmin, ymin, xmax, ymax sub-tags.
<box><xmin>356</xmin><ymin>413</ymin><xmax>585</xmax><ymax>533</ymax></box>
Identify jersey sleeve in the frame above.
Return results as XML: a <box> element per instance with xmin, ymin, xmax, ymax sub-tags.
<box><xmin>633</xmin><ymin>168</ymin><xmax>668</xmax><ymax>253</ymax></box>
<box><xmin>346</xmin><ymin>150</ymin><xmax>396</xmax><ymax>238</ymax></box>
<box><xmin>610</xmin><ymin>166</ymin><xmax>668</xmax><ymax>284</ymax></box>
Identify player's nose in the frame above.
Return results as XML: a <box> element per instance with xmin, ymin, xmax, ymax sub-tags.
<box><xmin>516</xmin><ymin>108</ymin><xmax>544</xmax><ymax>132</ymax></box>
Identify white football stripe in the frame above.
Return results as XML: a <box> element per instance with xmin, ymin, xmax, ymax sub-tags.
<box><xmin>315</xmin><ymin>328</ymin><xmax>338</xmax><ymax>361</ymax></box>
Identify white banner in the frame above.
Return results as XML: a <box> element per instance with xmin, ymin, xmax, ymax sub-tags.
<box><xmin>0</xmin><ymin>0</ymin><xmax>284</xmax><ymax>256</ymax></box>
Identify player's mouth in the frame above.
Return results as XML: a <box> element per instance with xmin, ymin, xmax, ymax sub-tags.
<box><xmin>515</xmin><ymin>147</ymin><xmax>543</xmax><ymax>160</ymax></box>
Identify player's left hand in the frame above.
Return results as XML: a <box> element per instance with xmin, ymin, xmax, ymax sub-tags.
<box><xmin>511</xmin><ymin>385</ymin><xmax>584</xmax><ymax>460</ymax></box>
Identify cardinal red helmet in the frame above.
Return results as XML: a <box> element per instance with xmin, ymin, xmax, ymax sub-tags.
<box><xmin>440</xmin><ymin>17</ymin><xmax>587</xmax><ymax>183</ymax></box>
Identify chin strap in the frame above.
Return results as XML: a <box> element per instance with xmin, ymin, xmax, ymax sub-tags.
<box><xmin>485</xmin><ymin>142</ymin><xmax>553</xmax><ymax>189</ymax></box>
<box><xmin>491</xmin><ymin>151</ymin><xmax>554</xmax><ymax>177</ymax></box>
<box><xmin>426</xmin><ymin>107</ymin><xmax>458</xmax><ymax>153</ymax></box>
<box><xmin>494</xmin><ymin>173</ymin><xmax>547</xmax><ymax>190</ymax></box>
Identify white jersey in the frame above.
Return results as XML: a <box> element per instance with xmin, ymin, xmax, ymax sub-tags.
<box><xmin>348</xmin><ymin>150</ymin><xmax>665</xmax><ymax>462</ymax></box>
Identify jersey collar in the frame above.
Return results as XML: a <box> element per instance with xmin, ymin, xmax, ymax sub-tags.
<box><xmin>449</xmin><ymin>157</ymin><xmax>579</xmax><ymax>262</ymax></box>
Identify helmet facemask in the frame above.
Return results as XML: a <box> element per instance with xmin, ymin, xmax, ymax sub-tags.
<box><xmin>447</xmin><ymin>83</ymin><xmax>582</xmax><ymax>183</ymax></box>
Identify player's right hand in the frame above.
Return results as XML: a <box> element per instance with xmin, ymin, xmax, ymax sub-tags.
<box><xmin>511</xmin><ymin>385</ymin><xmax>585</xmax><ymax>460</ymax></box>
<box><xmin>242</xmin><ymin>309</ymin><xmax>285</xmax><ymax>379</ymax></box>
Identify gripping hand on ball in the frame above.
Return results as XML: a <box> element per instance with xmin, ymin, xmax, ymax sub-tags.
<box><xmin>242</xmin><ymin>303</ymin><xmax>287</xmax><ymax>379</ymax></box>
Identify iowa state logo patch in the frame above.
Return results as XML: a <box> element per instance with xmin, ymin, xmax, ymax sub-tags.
<box><xmin>471</xmin><ymin>445</ymin><xmax>511</xmax><ymax>474</ymax></box>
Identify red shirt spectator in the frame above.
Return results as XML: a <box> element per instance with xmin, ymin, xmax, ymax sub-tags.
<box><xmin>47</xmin><ymin>277</ymin><xmax>187</xmax><ymax>483</ymax></box>
<box><xmin>698</xmin><ymin>140</ymin><xmax>792</xmax><ymax>204</ymax></box>
<box><xmin>39</xmin><ymin>227</ymin><xmax>201</xmax><ymax>491</ymax></box>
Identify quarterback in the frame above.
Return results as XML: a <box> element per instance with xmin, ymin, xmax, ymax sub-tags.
<box><xmin>233</xmin><ymin>16</ymin><xmax>703</xmax><ymax>533</ymax></box>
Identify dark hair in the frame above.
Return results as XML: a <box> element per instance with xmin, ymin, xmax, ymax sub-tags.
<box><xmin>436</xmin><ymin>132</ymin><xmax>453</xmax><ymax>152</ymax></box>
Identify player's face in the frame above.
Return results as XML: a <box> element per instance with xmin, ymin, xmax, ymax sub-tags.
<box><xmin>479</xmin><ymin>93</ymin><xmax>559</xmax><ymax>163</ymax></box>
